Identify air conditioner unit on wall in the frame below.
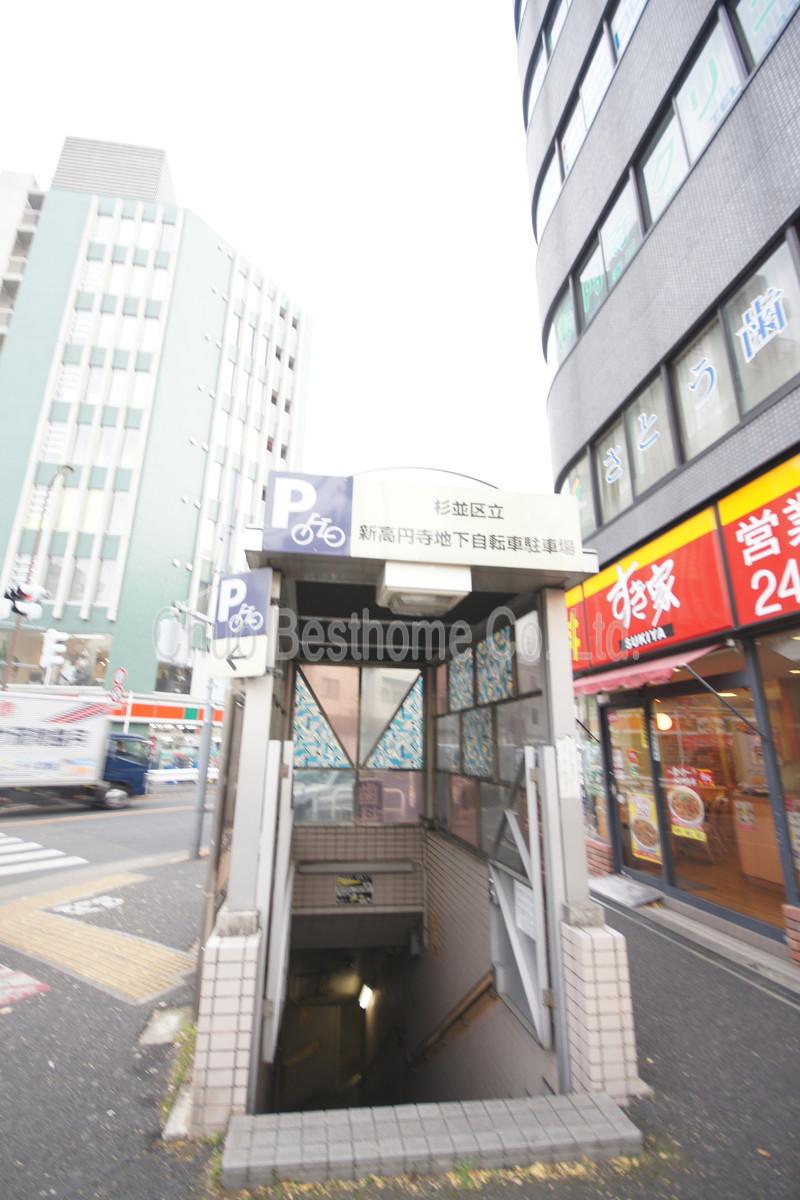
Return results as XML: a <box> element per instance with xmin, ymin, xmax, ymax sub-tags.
<box><xmin>376</xmin><ymin>561</ymin><xmax>471</xmax><ymax>617</ymax></box>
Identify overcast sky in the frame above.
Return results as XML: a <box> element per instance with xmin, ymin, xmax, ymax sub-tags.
<box><xmin>3</xmin><ymin>1</ymin><xmax>551</xmax><ymax>491</ymax></box>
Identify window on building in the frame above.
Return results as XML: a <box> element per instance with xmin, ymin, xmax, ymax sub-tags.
<box><xmin>560</xmin><ymin>99</ymin><xmax>586</xmax><ymax>177</ymax></box>
<box><xmin>546</xmin><ymin>286</ymin><xmax>577</xmax><ymax>366</ymax></box>
<box><xmin>261</xmin><ymin>333</ymin><xmax>270</xmax><ymax>365</ymax></box>
<box><xmin>734</xmin><ymin>0</ymin><xmax>799</xmax><ymax>67</ymax></box>
<box><xmin>94</xmin><ymin>560</ymin><xmax>116</xmax><ymax>606</ymax></box>
<box><xmin>525</xmin><ymin>44</ymin><xmax>547</xmax><ymax>125</ymax></box>
<box><xmin>640</xmin><ymin>111</ymin><xmax>690</xmax><ymax>226</ymax></box>
<box><xmin>44</xmin><ymin>555</ymin><xmax>63</xmax><ymax>599</ymax></box>
<box><xmin>68</xmin><ymin>310</ymin><xmax>92</xmax><ymax>345</ymax></box>
<box><xmin>83</xmin><ymin>260</ymin><xmax>104</xmax><ymax>290</ymax></box>
<box><xmin>119</xmin><ymin>428</ymin><xmax>141</xmax><ymax>469</ymax></box>
<box><xmin>624</xmin><ymin>374</ymin><xmax>677</xmax><ymax>494</ymax></box>
<box><xmin>535</xmin><ymin>151</ymin><xmax>561</xmax><ymax>238</ymax></box>
<box><xmin>40</xmin><ymin>422</ymin><xmax>68</xmax><ymax>464</ymax></box>
<box><xmin>56</xmin><ymin>364</ymin><xmax>81</xmax><ymax>405</ymax></box>
<box><xmin>672</xmin><ymin>318</ymin><xmax>740</xmax><ymax>457</ymax></box>
<box><xmin>610</xmin><ymin>0</ymin><xmax>648</xmax><ymax>58</ymax></box>
<box><xmin>578</xmin><ymin>241</ymin><xmax>607</xmax><ymax>326</ymax></box>
<box><xmin>581</xmin><ymin>32</ymin><xmax>614</xmax><ymax>126</ymax></box>
<box><xmin>756</xmin><ymin>626</ymin><xmax>800</xmax><ymax>891</ymax></box>
<box><xmin>596</xmin><ymin>418</ymin><xmax>633</xmax><ymax>521</ymax></box>
<box><xmin>546</xmin><ymin>0</ymin><xmax>570</xmax><ymax>54</ymax></box>
<box><xmin>599</xmin><ymin>180</ymin><xmax>642</xmax><ymax>290</ymax></box>
<box><xmin>275</xmin><ymin>346</ymin><xmax>283</xmax><ymax>362</ymax></box>
<box><xmin>675</xmin><ymin>21</ymin><xmax>744</xmax><ymax>163</ymax></box>
<box><xmin>68</xmin><ymin>558</ymin><xmax>90</xmax><ymax>603</ymax></box>
<box><xmin>108</xmin><ymin>492</ymin><xmax>129</xmax><ymax>534</ymax></box>
<box><xmin>26</xmin><ymin>485</ymin><xmax>47</xmax><ymax>525</ymax></box>
<box><xmin>722</xmin><ymin>240</ymin><xmax>800</xmax><ymax>414</ymax></box>
<box><xmin>561</xmin><ymin>453</ymin><xmax>595</xmax><ymax>538</ymax></box>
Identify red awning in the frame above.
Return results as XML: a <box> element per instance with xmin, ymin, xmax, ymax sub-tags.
<box><xmin>573</xmin><ymin>645</ymin><xmax>718</xmax><ymax>695</ymax></box>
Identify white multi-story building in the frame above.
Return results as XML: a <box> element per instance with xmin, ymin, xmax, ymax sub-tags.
<box><xmin>0</xmin><ymin>138</ymin><xmax>308</xmax><ymax>725</ymax></box>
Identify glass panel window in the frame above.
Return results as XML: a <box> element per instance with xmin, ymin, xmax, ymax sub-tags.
<box><xmin>476</xmin><ymin>627</ymin><xmax>514</xmax><ymax>704</ymax></box>
<box><xmin>68</xmin><ymin>558</ymin><xmax>90</xmax><ymax>603</ymax></box>
<box><xmin>560</xmin><ymin>99</ymin><xmax>586</xmax><ymax>176</ymax></box>
<box><xmin>610</xmin><ymin>0</ymin><xmax>648</xmax><ymax>58</ymax></box>
<box><xmin>448</xmin><ymin>649</ymin><xmax>474</xmax><ymax>712</ymax></box>
<box><xmin>525</xmin><ymin>45</ymin><xmax>547</xmax><ymax>125</ymax></box>
<box><xmin>757</xmin><ymin>627</ymin><xmax>800</xmax><ymax>890</ymax></box>
<box><xmin>672</xmin><ymin>318</ymin><xmax>739</xmax><ymax>457</ymax></box>
<box><xmin>596</xmin><ymin>418</ymin><xmax>633</xmax><ymax>521</ymax></box>
<box><xmin>675</xmin><ymin>22</ymin><xmax>744</xmax><ymax>163</ymax></box>
<box><xmin>578</xmin><ymin>242</ymin><xmax>607</xmax><ymax>325</ymax></box>
<box><xmin>641</xmin><ymin>113</ymin><xmax>690</xmax><ymax>225</ymax></box>
<box><xmin>546</xmin><ymin>0</ymin><xmax>569</xmax><ymax>54</ymax></box>
<box><xmin>734</xmin><ymin>0</ymin><xmax>799</xmax><ymax>66</ymax></box>
<box><xmin>496</xmin><ymin>697</ymin><xmax>545</xmax><ymax>782</ymax></box>
<box><xmin>624</xmin><ymin>375</ymin><xmax>677</xmax><ymax>494</ymax></box>
<box><xmin>292</xmin><ymin>769</ymin><xmax>356</xmax><ymax>823</ymax></box>
<box><xmin>722</xmin><ymin>241</ymin><xmax>800</xmax><ymax>413</ymax></box>
<box><xmin>462</xmin><ymin>707</ymin><xmax>494</xmax><ymax>778</ymax></box>
<box><xmin>606</xmin><ymin>706</ymin><xmax>664</xmax><ymax>877</ymax></box>
<box><xmin>356</xmin><ymin>771</ymin><xmax>423</xmax><ymax>824</ymax></box>
<box><xmin>44</xmin><ymin>555</ymin><xmax>63</xmax><ymax>599</ymax></box>
<box><xmin>576</xmin><ymin>696</ymin><xmax>609</xmax><ymax>841</ymax></box>
<box><xmin>547</xmin><ymin>286</ymin><xmax>577</xmax><ymax>366</ymax></box>
<box><xmin>562</xmin><ymin>454</ymin><xmax>595</xmax><ymax>538</ymax></box>
<box><xmin>580</xmin><ymin>33</ymin><xmax>614</xmax><ymax>126</ymax></box>
<box><xmin>535</xmin><ymin>152</ymin><xmax>561</xmax><ymax>238</ymax></box>
<box><xmin>599</xmin><ymin>181</ymin><xmax>642</xmax><ymax>289</ymax></box>
<box><xmin>448</xmin><ymin>776</ymin><xmax>479</xmax><ymax>847</ymax></box>
<box><xmin>436</xmin><ymin>714</ymin><xmax>460</xmax><ymax>772</ymax></box>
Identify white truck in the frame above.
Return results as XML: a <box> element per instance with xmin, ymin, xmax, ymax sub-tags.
<box><xmin>0</xmin><ymin>689</ymin><xmax>149</xmax><ymax>809</ymax></box>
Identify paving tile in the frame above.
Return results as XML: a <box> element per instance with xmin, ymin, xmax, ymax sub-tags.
<box><xmin>451</xmin><ymin>1131</ymin><xmax>480</xmax><ymax>1161</ymax></box>
<box><xmin>402</xmin><ymin>1135</ymin><xmax>430</xmax><ymax>1173</ymax></box>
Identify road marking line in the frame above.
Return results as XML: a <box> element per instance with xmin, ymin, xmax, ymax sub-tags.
<box><xmin>0</xmin><ymin>856</ymin><xmax>88</xmax><ymax>879</ymax></box>
<box><xmin>7</xmin><ymin>872</ymin><xmax>148</xmax><ymax>914</ymax></box>
<box><xmin>0</xmin><ymin>849</ymin><xmax>65</xmax><ymax>867</ymax></box>
<box><xmin>0</xmin><ymin>804</ymin><xmax>193</xmax><ymax>830</ymax></box>
<box><xmin>0</xmin><ymin>841</ymin><xmax>42</xmax><ymax>855</ymax></box>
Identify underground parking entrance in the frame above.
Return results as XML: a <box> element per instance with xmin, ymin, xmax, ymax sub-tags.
<box><xmin>190</xmin><ymin>469</ymin><xmax>645</xmax><ymax>1182</ymax></box>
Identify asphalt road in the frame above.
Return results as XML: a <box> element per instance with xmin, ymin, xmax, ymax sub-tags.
<box><xmin>0</xmin><ymin>785</ymin><xmax>212</xmax><ymax>900</ymax></box>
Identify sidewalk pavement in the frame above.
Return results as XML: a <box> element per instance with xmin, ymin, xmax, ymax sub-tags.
<box><xmin>2</xmin><ymin>854</ymin><xmax>799</xmax><ymax>1199</ymax></box>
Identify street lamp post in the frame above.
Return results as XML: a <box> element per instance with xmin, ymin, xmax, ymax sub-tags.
<box><xmin>1</xmin><ymin>463</ymin><xmax>74</xmax><ymax>690</ymax></box>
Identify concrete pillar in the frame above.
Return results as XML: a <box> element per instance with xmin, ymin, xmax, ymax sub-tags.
<box><xmin>192</xmin><ymin>572</ymin><xmax>283</xmax><ymax>1133</ymax></box>
<box><xmin>540</xmin><ymin>589</ymin><xmax>645</xmax><ymax>1103</ymax></box>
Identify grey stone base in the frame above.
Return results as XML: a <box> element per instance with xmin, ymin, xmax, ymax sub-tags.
<box><xmin>221</xmin><ymin>1093</ymin><xmax>642</xmax><ymax>1187</ymax></box>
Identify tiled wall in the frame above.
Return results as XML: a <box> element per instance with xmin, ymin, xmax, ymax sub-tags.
<box><xmin>291</xmin><ymin>825</ymin><xmax>424</xmax><ymax>911</ymax></box>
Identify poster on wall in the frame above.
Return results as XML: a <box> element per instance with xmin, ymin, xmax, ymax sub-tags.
<box><xmin>335</xmin><ymin>874</ymin><xmax>374</xmax><ymax>905</ymax></box>
<box><xmin>356</xmin><ymin>779</ymin><xmax>383</xmax><ymax>823</ymax></box>
<box><xmin>666</xmin><ymin>785</ymin><xmax>708</xmax><ymax>843</ymax></box>
<box><xmin>627</xmin><ymin>793</ymin><xmax>662</xmax><ymax>863</ymax></box>
<box><xmin>718</xmin><ymin>454</ymin><xmax>800</xmax><ymax>627</ymax></box>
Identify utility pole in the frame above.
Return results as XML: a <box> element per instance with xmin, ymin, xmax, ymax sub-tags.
<box><xmin>189</xmin><ymin>470</ymin><xmax>239</xmax><ymax>859</ymax></box>
<box><xmin>1</xmin><ymin>464</ymin><xmax>73</xmax><ymax>690</ymax></box>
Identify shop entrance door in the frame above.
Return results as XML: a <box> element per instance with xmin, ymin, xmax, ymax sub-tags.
<box><xmin>605</xmin><ymin>705</ymin><xmax>666</xmax><ymax>878</ymax></box>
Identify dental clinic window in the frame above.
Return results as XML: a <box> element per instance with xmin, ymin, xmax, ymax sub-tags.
<box><xmin>675</xmin><ymin>22</ymin><xmax>744</xmax><ymax>163</ymax></box>
<box><xmin>624</xmin><ymin>375</ymin><xmax>676</xmax><ymax>494</ymax></box>
<box><xmin>722</xmin><ymin>241</ymin><xmax>800</xmax><ymax>414</ymax></box>
<box><xmin>580</xmin><ymin>33</ymin><xmax>614</xmax><ymax>125</ymax></box>
<box><xmin>599</xmin><ymin>181</ymin><xmax>641</xmax><ymax>290</ymax></box>
<box><xmin>547</xmin><ymin>286</ymin><xmax>577</xmax><ymax>367</ymax></box>
<box><xmin>734</xmin><ymin>0</ymin><xmax>800</xmax><ymax>66</ymax></box>
<box><xmin>640</xmin><ymin>112</ymin><xmax>690</xmax><ymax>225</ymax></box>
<box><xmin>610</xmin><ymin>0</ymin><xmax>648</xmax><ymax>57</ymax></box>
<box><xmin>535</xmin><ymin>152</ymin><xmax>561</xmax><ymax>238</ymax></box>
<box><xmin>578</xmin><ymin>241</ymin><xmax>607</xmax><ymax>326</ymax></box>
<box><xmin>671</xmin><ymin>318</ymin><xmax>739</xmax><ymax>457</ymax></box>
<box><xmin>561</xmin><ymin>453</ymin><xmax>595</xmax><ymax>538</ymax></box>
<box><xmin>596</xmin><ymin>417</ymin><xmax>633</xmax><ymax>521</ymax></box>
<box><xmin>525</xmin><ymin>44</ymin><xmax>547</xmax><ymax>124</ymax></box>
<box><xmin>561</xmin><ymin>100</ymin><xmax>586</xmax><ymax>176</ymax></box>
<box><xmin>546</xmin><ymin>0</ymin><xmax>570</xmax><ymax>54</ymax></box>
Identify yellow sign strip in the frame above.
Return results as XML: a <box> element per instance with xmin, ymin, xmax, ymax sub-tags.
<box><xmin>582</xmin><ymin>509</ymin><xmax>718</xmax><ymax>600</ymax></box>
<box><xmin>717</xmin><ymin>453</ymin><xmax>800</xmax><ymax>525</ymax></box>
<box><xmin>565</xmin><ymin>584</ymin><xmax>584</xmax><ymax>607</ymax></box>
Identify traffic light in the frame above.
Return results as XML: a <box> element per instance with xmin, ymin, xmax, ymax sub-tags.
<box><xmin>40</xmin><ymin>628</ymin><xmax>69</xmax><ymax>672</ymax></box>
<box><xmin>3</xmin><ymin>585</ymin><xmax>48</xmax><ymax>621</ymax></box>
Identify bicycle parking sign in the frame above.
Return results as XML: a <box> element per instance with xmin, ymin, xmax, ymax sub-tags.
<box><xmin>263</xmin><ymin>472</ymin><xmax>352</xmax><ymax>556</ymax></box>
<box><xmin>209</xmin><ymin>567</ymin><xmax>272</xmax><ymax>679</ymax></box>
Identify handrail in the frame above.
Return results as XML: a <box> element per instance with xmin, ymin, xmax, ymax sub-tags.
<box><xmin>406</xmin><ymin>971</ymin><xmax>495</xmax><ymax>1066</ymax></box>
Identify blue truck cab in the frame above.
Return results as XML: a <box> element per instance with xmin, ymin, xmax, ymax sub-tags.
<box><xmin>104</xmin><ymin>734</ymin><xmax>150</xmax><ymax>797</ymax></box>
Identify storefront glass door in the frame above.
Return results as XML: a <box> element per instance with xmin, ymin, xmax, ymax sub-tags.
<box><xmin>606</xmin><ymin>706</ymin><xmax>665</xmax><ymax>877</ymax></box>
<box><xmin>650</xmin><ymin>689</ymin><xmax>784</xmax><ymax>927</ymax></box>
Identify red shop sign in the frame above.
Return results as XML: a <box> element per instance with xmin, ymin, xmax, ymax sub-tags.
<box><xmin>581</xmin><ymin>509</ymin><xmax>734</xmax><ymax>668</ymax></box>
<box><xmin>718</xmin><ymin>454</ymin><xmax>800</xmax><ymax>627</ymax></box>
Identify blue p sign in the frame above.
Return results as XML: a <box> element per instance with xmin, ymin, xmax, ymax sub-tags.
<box><xmin>263</xmin><ymin>472</ymin><xmax>352</xmax><ymax>555</ymax></box>
<box><xmin>213</xmin><ymin>569</ymin><xmax>272</xmax><ymax>640</ymax></box>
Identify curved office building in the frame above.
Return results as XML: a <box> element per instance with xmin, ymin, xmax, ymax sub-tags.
<box><xmin>515</xmin><ymin>1</ymin><xmax>800</xmax><ymax>951</ymax></box>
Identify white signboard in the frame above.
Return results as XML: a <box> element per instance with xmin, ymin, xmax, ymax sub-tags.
<box><xmin>264</xmin><ymin>472</ymin><xmax>583</xmax><ymax>574</ymax></box>
<box><xmin>0</xmin><ymin>693</ymin><xmax>109</xmax><ymax>788</ymax></box>
<box><xmin>208</xmin><ymin>568</ymin><xmax>272</xmax><ymax>680</ymax></box>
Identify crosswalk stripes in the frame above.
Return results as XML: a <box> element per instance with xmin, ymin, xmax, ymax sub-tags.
<box><xmin>0</xmin><ymin>831</ymin><xmax>87</xmax><ymax>879</ymax></box>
